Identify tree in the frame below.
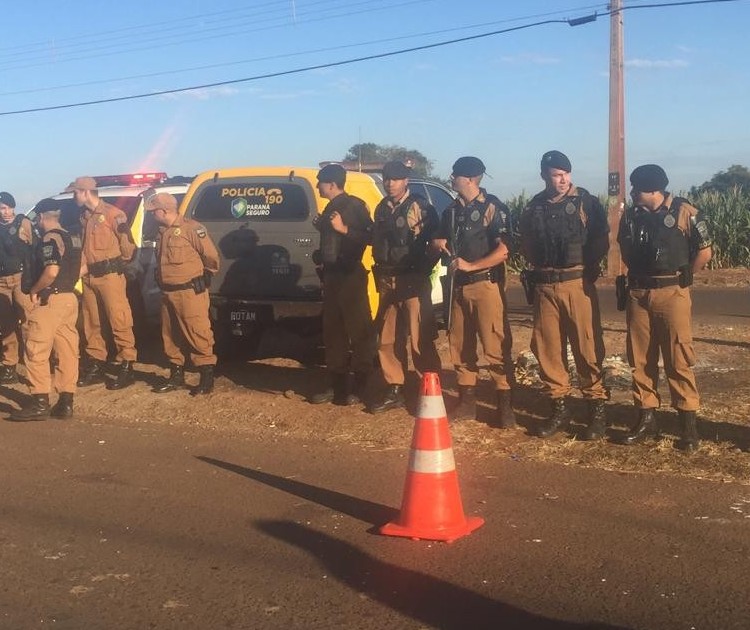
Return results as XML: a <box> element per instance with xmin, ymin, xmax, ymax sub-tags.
<box><xmin>342</xmin><ymin>143</ymin><xmax>434</xmax><ymax>178</ymax></box>
<box><xmin>692</xmin><ymin>164</ymin><xmax>750</xmax><ymax>194</ymax></box>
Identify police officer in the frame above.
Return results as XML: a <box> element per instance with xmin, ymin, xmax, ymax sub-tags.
<box><xmin>145</xmin><ymin>191</ymin><xmax>220</xmax><ymax>396</ymax></box>
<box><xmin>71</xmin><ymin>176</ymin><xmax>138</xmax><ymax>389</ymax></box>
<box><xmin>431</xmin><ymin>156</ymin><xmax>515</xmax><ymax>427</ymax></box>
<box><xmin>369</xmin><ymin>160</ymin><xmax>441</xmax><ymax>414</ymax></box>
<box><xmin>9</xmin><ymin>199</ymin><xmax>81</xmax><ymax>420</ymax></box>
<box><xmin>618</xmin><ymin>164</ymin><xmax>712</xmax><ymax>452</ymax></box>
<box><xmin>309</xmin><ymin>164</ymin><xmax>375</xmax><ymax>406</ymax></box>
<box><xmin>0</xmin><ymin>191</ymin><xmax>34</xmax><ymax>384</ymax></box>
<box><xmin>519</xmin><ymin>151</ymin><xmax>609</xmax><ymax>439</ymax></box>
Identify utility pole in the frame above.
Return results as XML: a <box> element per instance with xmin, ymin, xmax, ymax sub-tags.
<box><xmin>607</xmin><ymin>0</ymin><xmax>625</xmax><ymax>275</ymax></box>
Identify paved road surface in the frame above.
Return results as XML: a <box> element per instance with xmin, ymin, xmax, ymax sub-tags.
<box><xmin>1</xmin><ymin>417</ymin><xmax>748</xmax><ymax>629</ymax></box>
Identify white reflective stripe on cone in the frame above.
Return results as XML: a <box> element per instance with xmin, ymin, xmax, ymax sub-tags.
<box><xmin>416</xmin><ymin>394</ymin><xmax>447</xmax><ymax>420</ymax></box>
<box><xmin>408</xmin><ymin>448</ymin><xmax>456</xmax><ymax>474</ymax></box>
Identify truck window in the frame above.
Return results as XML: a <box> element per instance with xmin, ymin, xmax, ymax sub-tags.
<box><xmin>192</xmin><ymin>183</ymin><xmax>311</xmax><ymax>222</ymax></box>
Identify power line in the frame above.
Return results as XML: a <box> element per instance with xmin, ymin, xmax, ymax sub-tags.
<box><xmin>0</xmin><ymin>0</ymin><xmax>741</xmax><ymax>117</ymax></box>
<box><xmin>0</xmin><ymin>3</ymin><xmax>609</xmax><ymax>97</ymax></box>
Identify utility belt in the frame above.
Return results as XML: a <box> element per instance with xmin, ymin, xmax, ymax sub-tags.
<box><xmin>628</xmin><ymin>274</ymin><xmax>685</xmax><ymax>290</ymax></box>
<box><xmin>88</xmin><ymin>256</ymin><xmax>124</xmax><ymax>278</ymax></box>
<box><xmin>37</xmin><ymin>287</ymin><xmax>74</xmax><ymax>306</ymax></box>
<box><xmin>454</xmin><ymin>268</ymin><xmax>497</xmax><ymax>287</ymax></box>
<box><xmin>159</xmin><ymin>274</ymin><xmax>209</xmax><ymax>294</ymax></box>
<box><xmin>530</xmin><ymin>268</ymin><xmax>584</xmax><ymax>284</ymax></box>
<box><xmin>373</xmin><ymin>264</ymin><xmax>420</xmax><ymax>278</ymax></box>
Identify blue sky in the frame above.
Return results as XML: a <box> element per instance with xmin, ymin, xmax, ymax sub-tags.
<box><xmin>1</xmin><ymin>0</ymin><xmax>748</xmax><ymax>209</ymax></box>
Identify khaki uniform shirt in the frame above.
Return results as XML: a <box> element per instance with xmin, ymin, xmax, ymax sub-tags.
<box><xmin>156</xmin><ymin>216</ymin><xmax>220</xmax><ymax>285</ymax></box>
<box><xmin>81</xmin><ymin>200</ymin><xmax>136</xmax><ymax>265</ymax></box>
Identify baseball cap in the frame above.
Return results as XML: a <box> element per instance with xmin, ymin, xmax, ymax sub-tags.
<box><xmin>317</xmin><ymin>163</ymin><xmax>347</xmax><ymax>184</ymax></box>
<box><xmin>452</xmin><ymin>156</ymin><xmax>485</xmax><ymax>178</ymax></box>
<box><xmin>541</xmin><ymin>150</ymin><xmax>572</xmax><ymax>173</ymax></box>
<box><xmin>34</xmin><ymin>198</ymin><xmax>62</xmax><ymax>214</ymax></box>
<box><xmin>144</xmin><ymin>190</ymin><xmax>178</xmax><ymax>212</ymax></box>
<box><xmin>65</xmin><ymin>176</ymin><xmax>98</xmax><ymax>193</ymax></box>
<box><xmin>630</xmin><ymin>164</ymin><xmax>669</xmax><ymax>193</ymax></box>
<box><xmin>0</xmin><ymin>191</ymin><xmax>16</xmax><ymax>208</ymax></box>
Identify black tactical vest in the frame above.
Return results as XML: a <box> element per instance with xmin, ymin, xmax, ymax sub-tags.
<box><xmin>452</xmin><ymin>199</ymin><xmax>494</xmax><ymax>263</ymax></box>
<box><xmin>527</xmin><ymin>194</ymin><xmax>587</xmax><ymax>268</ymax></box>
<box><xmin>25</xmin><ymin>228</ymin><xmax>82</xmax><ymax>294</ymax></box>
<box><xmin>0</xmin><ymin>215</ymin><xmax>30</xmax><ymax>276</ymax></box>
<box><xmin>622</xmin><ymin>198</ymin><xmax>690</xmax><ymax>275</ymax></box>
<box><xmin>372</xmin><ymin>195</ymin><xmax>425</xmax><ymax>269</ymax></box>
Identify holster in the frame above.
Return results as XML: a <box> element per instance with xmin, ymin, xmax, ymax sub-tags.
<box><xmin>191</xmin><ymin>275</ymin><xmax>207</xmax><ymax>294</ymax></box>
<box><xmin>615</xmin><ymin>275</ymin><xmax>628</xmax><ymax>311</ymax></box>
<box><xmin>678</xmin><ymin>265</ymin><xmax>693</xmax><ymax>288</ymax></box>
<box><xmin>520</xmin><ymin>269</ymin><xmax>536</xmax><ymax>305</ymax></box>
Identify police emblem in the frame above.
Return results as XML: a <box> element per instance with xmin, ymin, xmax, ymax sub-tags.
<box><xmin>565</xmin><ymin>202</ymin><xmax>577</xmax><ymax>215</ymax></box>
<box><xmin>663</xmin><ymin>214</ymin><xmax>676</xmax><ymax>228</ymax></box>
<box><xmin>231</xmin><ymin>198</ymin><xmax>248</xmax><ymax>219</ymax></box>
<box><xmin>196</xmin><ymin>228</ymin><xmax>206</xmax><ymax>238</ymax></box>
<box><xmin>470</xmin><ymin>210</ymin><xmax>481</xmax><ymax>222</ymax></box>
<box><xmin>174</xmin><ymin>228</ymin><xmax>181</xmax><ymax>236</ymax></box>
<box><xmin>9</xmin><ymin>227</ymin><xmax>16</xmax><ymax>235</ymax></box>
<box><xmin>97</xmin><ymin>215</ymin><xmax>105</xmax><ymax>223</ymax></box>
<box><xmin>395</xmin><ymin>216</ymin><xmax>406</xmax><ymax>228</ymax></box>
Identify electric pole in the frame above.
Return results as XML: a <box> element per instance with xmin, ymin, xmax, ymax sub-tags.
<box><xmin>607</xmin><ymin>0</ymin><xmax>625</xmax><ymax>275</ymax></box>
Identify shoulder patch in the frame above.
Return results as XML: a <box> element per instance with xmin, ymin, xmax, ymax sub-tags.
<box><xmin>196</xmin><ymin>227</ymin><xmax>207</xmax><ymax>238</ymax></box>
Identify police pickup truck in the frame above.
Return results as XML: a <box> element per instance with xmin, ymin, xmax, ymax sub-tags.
<box><xmin>178</xmin><ymin>165</ymin><xmax>454</xmax><ymax>358</ymax></box>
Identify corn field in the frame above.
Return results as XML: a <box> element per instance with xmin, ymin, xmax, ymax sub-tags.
<box><xmin>502</xmin><ymin>187</ymin><xmax>750</xmax><ymax>270</ymax></box>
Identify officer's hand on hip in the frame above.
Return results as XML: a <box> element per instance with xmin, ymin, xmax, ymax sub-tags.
<box><xmin>450</xmin><ymin>257</ymin><xmax>472</xmax><ymax>273</ymax></box>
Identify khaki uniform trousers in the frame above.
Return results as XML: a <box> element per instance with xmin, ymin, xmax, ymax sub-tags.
<box><xmin>376</xmin><ymin>272</ymin><xmax>440</xmax><ymax>385</ymax></box>
<box><xmin>24</xmin><ymin>293</ymin><xmax>79</xmax><ymax>394</ymax></box>
<box><xmin>531</xmin><ymin>278</ymin><xmax>607</xmax><ymax>400</ymax></box>
<box><xmin>626</xmin><ymin>285</ymin><xmax>699</xmax><ymax>411</ymax></box>
<box><xmin>0</xmin><ymin>272</ymin><xmax>33</xmax><ymax>366</ymax></box>
<box><xmin>81</xmin><ymin>272</ymin><xmax>136</xmax><ymax>362</ymax></box>
<box><xmin>322</xmin><ymin>266</ymin><xmax>375</xmax><ymax>375</ymax></box>
<box><xmin>449</xmin><ymin>279</ymin><xmax>512</xmax><ymax>391</ymax></box>
<box><xmin>161</xmin><ymin>288</ymin><xmax>216</xmax><ymax>367</ymax></box>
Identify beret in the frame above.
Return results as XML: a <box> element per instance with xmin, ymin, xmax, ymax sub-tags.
<box><xmin>0</xmin><ymin>191</ymin><xmax>16</xmax><ymax>207</ymax></box>
<box><xmin>630</xmin><ymin>164</ymin><xmax>669</xmax><ymax>192</ymax></box>
<box><xmin>541</xmin><ymin>150</ymin><xmax>572</xmax><ymax>173</ymax></box>
<box><xmin>35</xmin><ymin>198</ymin><xmax>62</xmax><ymax>214</ymax></box>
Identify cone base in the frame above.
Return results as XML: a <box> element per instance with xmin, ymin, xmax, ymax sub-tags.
<box><xmin>379</xmin><ymin>515</ymin><xmax>484</xmax><ymax>543</ymax></box>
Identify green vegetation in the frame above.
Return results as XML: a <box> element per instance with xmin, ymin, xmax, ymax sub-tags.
<box><xmin>688</xmin><ymin>186</ymin><xmax>750</xmax><ymax>268</ymax></box>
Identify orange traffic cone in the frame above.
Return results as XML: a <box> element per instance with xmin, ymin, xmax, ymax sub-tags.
<box><xmin>380</xmin><ymin>372</ymin><xmax>484</xmax><ymax>542</ymax></box>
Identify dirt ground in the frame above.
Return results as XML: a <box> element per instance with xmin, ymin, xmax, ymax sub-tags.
<box><xmin>3</xmin><ymin>269</ymin><xmax>749</xmax><ymax>485</ymax></box>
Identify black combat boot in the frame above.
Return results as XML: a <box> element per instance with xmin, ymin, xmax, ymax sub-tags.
<box><xmin>537</xmin><ymin>398</ymin><xmax>571</xmax><ymax>438</ymax></box>
<box><xmin>107</xmin><ymin>361</ymin><xmax>135</xmax><ymax>390</ymax></box>
<box><xmin>452</xmin><ymin>385</ymin><xmax>477</xmax><ymax>422</ymax></box>
<box><xmin>309</xmin><ymin>383</ymin><xmax>334</xmax><ymax>404</ymax></box>
<box><xmin>496</xmin><ymin>389</ymin><xmax>516</xmax><ymax>429</ymax></box>
<box><xmin>582</xmin><ymin>399</ymin><xmax>607</xmax><ymax>440</ymax></box>
<box><xmin>0</xmin><ymin>364</ymin><xmax>18</xmax><ymax>384</ymax></box>
<box><xmin>677</xmin><ymin>410</ymin><xmax>700</xmax><ymax>453</ymax></box>
<box><xmin>50</xmin><ymin>393</ymin><xmax>74</xmax><ymax>419</ymax></box>
<box><xmin>368</xmin><ymin>384</ymin><xmax>405</xmax><ymax>414</ymax></box>
<box><xmin>9</xmin><ymin>394</ymin><xmax>51</xmax><ymax>421</ymax></box>
<box><xmin>153</xmin><ymin>365</ymin><xmax>185</xmax><ymax>393</ymax></box>
<box><xmin>77</xmin><ymin>359</ymin><xmax>106</xmax><ymax>387</ymax></box>
<box><xmin>332</xmin><ymin>372</ymin><xmax>356</xmax><ymax>406</ymax></box>
<box><xmin>622</xmin><ymin>408</ymin><xmax>657</xmax><ymax>445</ymax></box>
<box><xmin>190</xmin><ymin>365</ymin><xmax>215</xmax><ymax>396</ymax></box>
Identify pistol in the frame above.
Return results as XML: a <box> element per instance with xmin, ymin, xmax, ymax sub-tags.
<box><xmin>615</xmin><ymin>275</ymin><xmax>628</xmax><ymax>311</ymax></box>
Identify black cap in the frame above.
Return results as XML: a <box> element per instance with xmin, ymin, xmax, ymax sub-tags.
<box><xmin>0</xmin><ymin>191</ymin><xmax>16</xmax><ymax>208</ymax></box>
<box><xmin>34</xmin><ymin>198</ymin><xmax>62</xmax><ymax>214</ymax></box>
<box><xmin>630</xmin><ymin>164</ymin><xmax>669</xmax><ymax>193</ymax></box>
<box><xmin>382</xmin><ymin>160</ymin><xmax>411</xmax><ymax>180</ymax></box>
<box><xmin>540</xmin><ymin>150</ymin><xmax>571</xmax><ymax>173</ymax></box>
<box><xmin>452</xmin><ymin>156</ymin><xmax>485</xmax><ymax>178</ymax></box>
<box><xmin>317</xmin><ymin>163</ymin><xmax>347</xmax><ymax>184</ymax></box>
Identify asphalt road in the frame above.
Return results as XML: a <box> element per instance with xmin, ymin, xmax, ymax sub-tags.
<box><xmin>1</xmin><ymin>417</ymin><xmax>748</xmax><ymax>629</ymax></box>
<box><xmin>505</xmin><ymin>284</ymin><xmax>750</xmax><ymax>326</ymax></box>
